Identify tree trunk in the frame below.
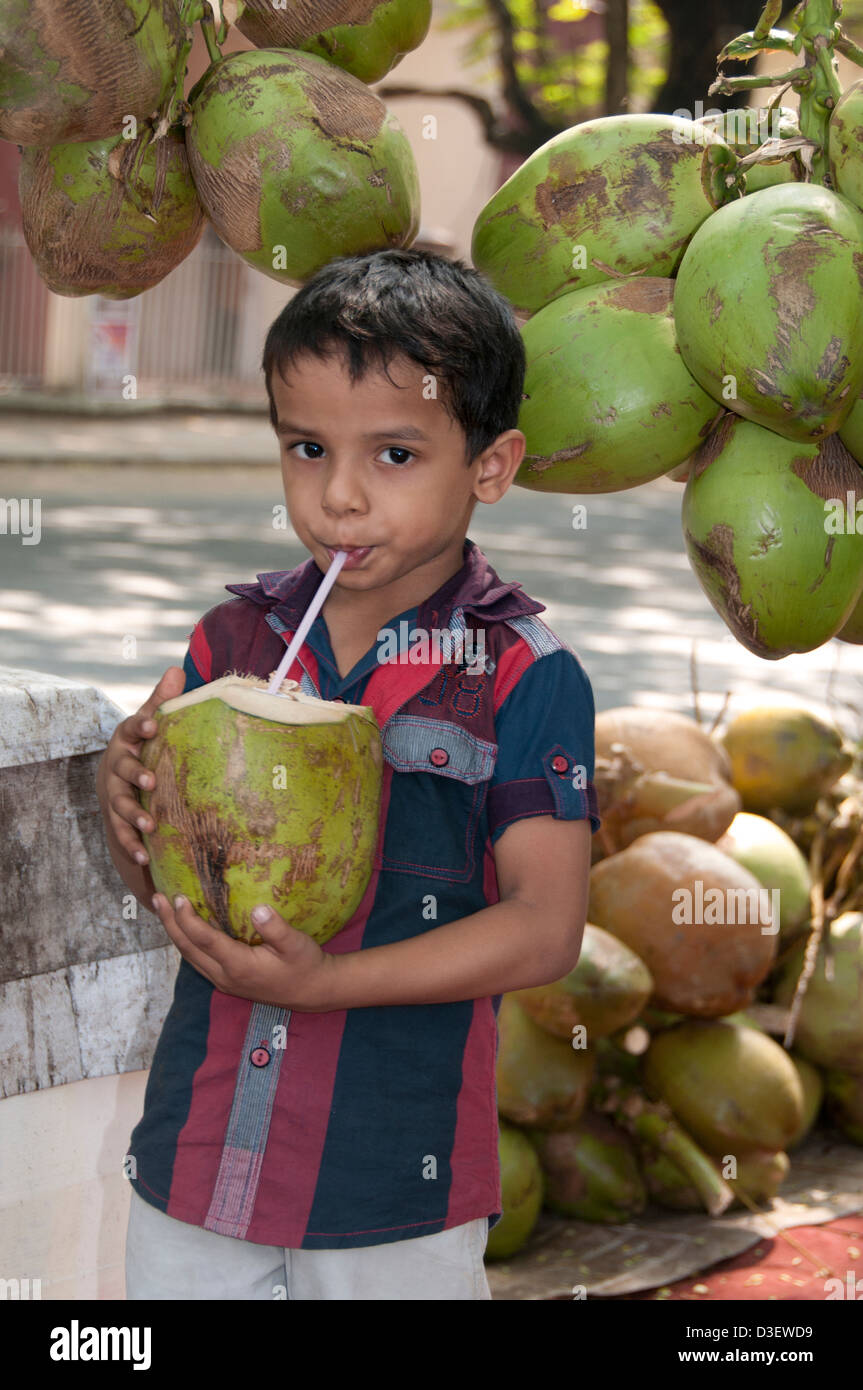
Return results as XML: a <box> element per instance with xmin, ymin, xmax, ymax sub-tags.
<box><xmin>605</xmin><ymin>0</ymin><xmax>630</xmax><ymax>115</ymax></box>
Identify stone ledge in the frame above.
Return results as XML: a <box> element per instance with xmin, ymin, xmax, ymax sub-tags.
<box><xmin>1</xmin><ymin>945</ymin><xmax>180</xmax><ymax>1098</ymax></box>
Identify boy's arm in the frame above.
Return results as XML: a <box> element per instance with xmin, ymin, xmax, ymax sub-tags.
<box><xmin>314</xmin><ymin>814</ymin><xmax>590</xmax><ymax>1010</ymax></box>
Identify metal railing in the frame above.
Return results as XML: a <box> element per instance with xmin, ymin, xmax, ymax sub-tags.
<box><xmin>0</xmin><ymin>222</ymin><xmax>291</xmax><ymax>401</ymax></box>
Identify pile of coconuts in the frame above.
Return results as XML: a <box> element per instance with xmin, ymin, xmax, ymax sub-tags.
<box><xmin>2</xmin><ymin>0</ymin><xmax>429</xmax><ymax>299</ymax></box>
<box><xmin>488</xmin><ymin>697</ymin><xmax>863</xmax><ymax>1263</ymax></box>
<box><xmin>472</xmin><ymin>0</ymin><xmax>863</xmax><ymax>662</ymax></box>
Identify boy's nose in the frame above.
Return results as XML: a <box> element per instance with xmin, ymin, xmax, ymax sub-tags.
<box><xmin>320</xmin><ymin>461</ymin><xmax>368</xmax><ymax>513</ymax></box>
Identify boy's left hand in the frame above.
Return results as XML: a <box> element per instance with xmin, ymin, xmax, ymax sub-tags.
<box><xmin>151</xmin><ymin>893</ymin><xmax>336</xmax><ymax>1011</ymax></box>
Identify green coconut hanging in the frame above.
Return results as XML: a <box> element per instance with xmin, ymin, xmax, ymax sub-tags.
<box><xmin>19</xmin><ymin>125</ymin><xmax>206</xmax><ymax>299</ymax></box>
<box><xmin>682</xmin><ymin>413</ymin><xmax>863</xmax><ymax>658</ymax></box>
<box><xmin>471</xmin><ymin>114</ymin><xmax>740</xmax><ymax>314</ymax></box>
<box><xmin>234</xmin><ymin>0</ymin><xmax>432</xmax><ymax>85</ymax></box>
<box><xmin>0</xmin><ymin>0</ymin><xmax>190</xmax><ymax>147</ymax></box>
<box><xmin>515</xmin><ymin>277</ymin><xmax>720</xmax><ymax>493</ymax></box>
<box><xmin>673</xmin><ymin>182</ymin><xmax>863</xmax><ymax>443</ymax></box>
<box><xmin>184</xmin><ymin>47</ymin><xmax>420</xmax><ymax>285</ymax></box>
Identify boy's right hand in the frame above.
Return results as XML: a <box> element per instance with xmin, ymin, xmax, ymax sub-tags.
<box><xmin>97</xmin><ymin>665</ymin><xmax>187</xmax><ymax>868</ymax></box>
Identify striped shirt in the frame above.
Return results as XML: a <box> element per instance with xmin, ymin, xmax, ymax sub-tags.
<box><xmin>128</xmin><ymin>537</ymin><xmax>600</xmax><ymax>1249</ymax></box>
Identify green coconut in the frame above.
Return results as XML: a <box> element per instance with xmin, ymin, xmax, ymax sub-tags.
<box><xmin>725</xmin><ymin>1007</ymin><xmax>825</xmax><ymax>1151</ymax></box>
<box><xmin>716</xmin><ymin>812</ymin><xmax>812</xmax><ymax>942</ymax></box>
<box><xmin>719</xmin><ymin>705</ymin><xmax>852</xmax><ymax>816</ymax></box>
<box><xmin>19</xmin><ymin>126</ymin><xmax>205</xmax><ymax>299</ymax></box>
<box><xmin>485</xmin><ymin>1121</ymin><xmax>545</xmax><ymax>1261</ymax></box>
<box><xmin>513</xmin><ymin>278</ymin><xmax>720</xmax><ymax>494</ymax></box>
<box><xmin>787</xmin><ymin>1054</ymin><xmax>825</xmax><ymax>1150</ymax></box>
<box><xmin>592</xmin><ymin>705</ymin><xmax>741</xmax><ymax>861</ymax></box>
<box><xmin>682</xmin><ymin>414</ymin><xmax>863</xmax><ymax>658</ymax></box>
<box><xmin>674</xmin><ymin>182</ymin><xmax>863</xmax><ymax>443</ymax></box>
<box><xmin>822</xmin><ymin>1069</ymin><xmax>863</xmax><ymax>1145</ymax></box>
<box><xmin>496</xmin><ymin>994</ymin><xmax>595</xmax><ymax>1131</ymax></box>
<box><xmin>643</xmin><ymin>1020</ymin><xmax>805</xmax><ymax>1155</ymax></box>
<box><xmin>138</xmin><ymin>674</ymin><xmax>382</xmax><ymax>947</ymax></box>
<box><xmin>184</xmin><ymin>48</ymin><xmax>419</xmax><ymax>286</ymax></box>
<box><xmin>772</xmin><ymin>912</ymin><xmax>863</xmax><ymax>1074</ymax></box>
<box><xmin>234</xmin><ymin>0</ymin><xmax>432</xmax><ymax>85</ymax></box>
<box><xmin>838</xmin><ymin>382</ymin><xmax>863</xmax><ymax>467</ymax></box>
<box><xmin>588</xmin><ymin>831</ymin><xmax>779</xmax><ymax>1018</ymax></box>
<box><xmin>527</xmin><ymin>1113</ymin><xmax>647</xmax><ymax>1222</ymax></box>
<box><xmin>513</xmin><ymin>923</ymin><xmax>653</xmax><ymax>1043</ymax></box>
<box><xmin>836</xmin><ymin>588</ymin><xmax>863</xmax><ymax>645</ymax></box>
<box><xmin>0</xmin><ymin>0</ymin><xmax>186</xmax><ymax>146</ymax></box>
<box><xmin>471</xmin><ymin>114</ymin><xmax>739</xmax><ymax>314</ymax></box>
<box><xmin>829</xmin><ymin>79</ymin><xmax>863</xmax><ymax>215</ymax></box>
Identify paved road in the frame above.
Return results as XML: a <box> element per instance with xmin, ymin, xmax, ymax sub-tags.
<box><xmin>1</xmin><ymin>413</ymin><xmax>862</xmax><ymax>746</ymax></box>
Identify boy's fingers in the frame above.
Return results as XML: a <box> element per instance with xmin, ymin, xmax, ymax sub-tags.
<box><xmin>119</xmin><ymin>667</ymin><xmax>187</xmax><ymax>747</ymax></box>
<box><xmin>108</xmin><ymin>796</ymin><xmax>152</xmax><ymax>862</ymax></box>
<box><xmin>109</xmin><ymin>750</ymin><xmax>156</xmax><ymax>791</ymax></box>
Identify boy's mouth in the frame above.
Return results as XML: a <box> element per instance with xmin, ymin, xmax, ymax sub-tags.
<box><xmin>325</xmin><ymin>544</ymin><xmax>374</xmax><ymax>569</ymax></box>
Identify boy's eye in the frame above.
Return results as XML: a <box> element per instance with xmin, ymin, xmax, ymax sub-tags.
<box><xmin>289</xmin><ymin>441</ymin><xmax>324</xmax><ymax>459</ymax></box>
<box><xmin>380</xmin><ymin>446</ymin><xmax>413</xmax><ymax>466</ymax></box>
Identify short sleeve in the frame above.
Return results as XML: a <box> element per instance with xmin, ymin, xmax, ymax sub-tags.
<box><xmin>488</xmin><ymin>648</ymin><xmax>601</xmax><ymax>843</ymax></box>
<box><xmin>180</xmin><ymin>622</ymin><xmax>209</xmax><ymax>696</ymax></box>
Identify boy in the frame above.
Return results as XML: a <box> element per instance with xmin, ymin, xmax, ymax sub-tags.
<box><xmin>97</xmin><ymin>248</ymin><xmax>600</xmax><ymax>1301</ymax></box>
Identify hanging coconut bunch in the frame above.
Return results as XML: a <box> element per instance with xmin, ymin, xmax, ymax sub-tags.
<box><xmin>18</xmin><ymin>123</ymin><xmax>206</xmax><ymax>298</ymax></box>
<box><xmin>183</xmin><ymin>47</ymin><xmax>420</xmax><ymax>285</ymax></box>
<box><xmin>8</xmin><ymin>0</ymin><xmax>427</xmax><ymax>299</ymax></box>
<box><xmin>471</xmin><ymin>0</ymin><xmax>863</xmax><ymax>660</ymax></box>
<box><xmin>0</xmin><ymin>0</ymin><xmax>193</xmax><ymax>146</ymax></box>
<box><xmin>233</xmin><ymin>0</ymin><xmax>432</xmax><ymax>85</ymax></box>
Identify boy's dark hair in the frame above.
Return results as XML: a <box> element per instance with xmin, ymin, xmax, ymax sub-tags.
<box><xmin>261</xmin><ymin>248</ymin><xmax>526</xmax><ymax>465</ymax></box>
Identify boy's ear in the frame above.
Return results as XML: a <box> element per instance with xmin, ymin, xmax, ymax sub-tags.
<box><xmin>473</xmin><ymin>430</ymin><xmax>526</xmax><ymax>502</ymax></box>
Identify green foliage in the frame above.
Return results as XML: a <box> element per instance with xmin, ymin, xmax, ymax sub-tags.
<box><xmin>439</xmin><ymin>0</ymin><xmax>670</xmax><ymax>125</ymax></box>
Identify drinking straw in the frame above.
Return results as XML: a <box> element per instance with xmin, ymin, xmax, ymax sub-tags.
<box><xmin>266</xmin><ymin>549</ymin><xmax>348</xmax><ymax>694</ymax></box>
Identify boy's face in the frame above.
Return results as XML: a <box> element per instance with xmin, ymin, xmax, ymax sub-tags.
<box><xmin>270</xmin><ymin>348</ymin><xmax>525</xmax><ymax>610</ymax></box>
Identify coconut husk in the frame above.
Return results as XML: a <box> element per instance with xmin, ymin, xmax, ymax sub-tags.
<box><xmin>19</xmin><ymin>125</ymin><xmax>205</xmax><ymax>299</ymax></box>
<box><xmin>0</xmin><ymin>0</ymin><xmax>187</xmax><ymax>146</ymax></box>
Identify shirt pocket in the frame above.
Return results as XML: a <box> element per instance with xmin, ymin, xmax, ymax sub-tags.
<box><xmin>380</xmin><ymin>715</ymin><xmax>498</xmax><ymax>881</ymax></box>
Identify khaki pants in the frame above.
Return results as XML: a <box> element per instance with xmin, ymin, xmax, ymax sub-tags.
<box><xmin>125</xmin><ymin>1188</ymin><xmax>492</xmax><ymax>1301</ymax></box>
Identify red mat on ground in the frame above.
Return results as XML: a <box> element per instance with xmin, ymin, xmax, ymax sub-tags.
<box><xmin>602</xmin><ymin>1213</ymin><xmax>863</xmax><ymax>1301</ymax></box>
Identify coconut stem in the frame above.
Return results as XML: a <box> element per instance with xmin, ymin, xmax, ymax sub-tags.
<box><xmin>199</xmin><ymin>8</ymin><xmax>224</xmax><ymax>66</ymax></box>
<box><xmin>708</xmin><ymin>0</ymin><xmax>843</xmax><ymax>186</ymax></box>
<box><xmin>784</xmin><ymin>827</ymin><xmax>827</xmax><ymax>1049</ymax></box>
<box><xmin>152</xmin><ymin>0</ymin><xmax>207</xmax><ymax>140</ymax></box>
<box><xmin>835</xmin><ymin>28</ymin><xmax>863</xmax><ymax>66</ymax></box>
<box><xmin>593</xmin><ymin>1077</ymin><xmax>735</xmax><ymax>1216</ymax></box>
<box><xmin>631</xmin><ymin>1113</ymin><xmax>735</xmax><ymax>1217</ymax></box>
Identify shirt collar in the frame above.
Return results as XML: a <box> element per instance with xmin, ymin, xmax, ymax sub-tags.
<box><xmin>224</xmin><ymin>537</ymin><xmax>546</xmax><ymax>630</ymax></box>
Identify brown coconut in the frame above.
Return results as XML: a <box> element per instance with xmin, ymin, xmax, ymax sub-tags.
<box><xmin>588</xmin><ymin>831</ymin><xmax>779</xmax><ymax>1016</ymax></box>
<box><xmin>496</xmin><ymin>994</ymin><xmax>595</xmax><ymax>1130</ymax></box>
<box><xmin>592</xmin><ymin>706</ymin><xmax>741</xmax><ymax>864</ymax></box>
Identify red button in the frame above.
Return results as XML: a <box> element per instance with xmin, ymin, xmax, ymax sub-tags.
<box><xmin>430</xmin><ymin>747</ymin><xmax>449</xmax><ymax>767</ymax></box>
<box><xmin>551</xmin><ymin>755</ymin><xmax>569</xmax><ymax>774</ymax></box>
<box><xmin>250</xmin><ymin>1047</ymin><xmax>271</xmax><ymax>1068</ymax></box>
